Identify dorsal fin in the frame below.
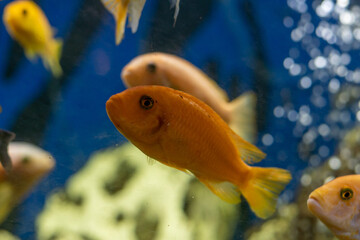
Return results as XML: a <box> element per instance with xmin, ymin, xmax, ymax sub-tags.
<box><xmin>101</xmin><ymin>0</ymin><xmax>120</xmax><ymax>18</ymax></box>
<box><xmin>229</xmin><ymin>130</ymin><xmax>266</xmax><ymax>164</ymax></box>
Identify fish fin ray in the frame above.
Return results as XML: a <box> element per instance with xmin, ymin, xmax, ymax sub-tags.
<box><xmin>228</xmin><ymin>91</ymin><xmax>257</xmax><ymax>143</ymax></box>
<box><xmin>160</xmin><ymin>161</ymin><xmax>192</xmax><ymax>175</ymax></box>
<box><xmin>128</xmin><ymin>0</ymin><xmax>146</xmax><ymax>33</ymax></box>
<box><xmin>0</xmin><ymin>183</ymin><xmax>14</xmax><ymax>223</ymax></box>
<box><xmin>169</xmin><ymin>0</ymin><xmax>180</xmax><ymax>26</ymax></box>
<box><xmin>115</xmin><ymin>0</ymin><xmax>130</xmax><ymax>45</ymax></box>
<box><xmin>146</xmin><ymin>156</ymin><xmax>156</xmax><ymax>165</ymax></box>
<box><xmin>101</xmin><ymin>0</ymin><xmax>130</xmax><ymax>44</ymax></box>
<box><xmin>241</xmin><ymin>167</ymin><xmax>291</xmax><ymax>218</ymax></box>
<box><xmin>43</xmin><ymin>39</ymin><xmax>63</xmax><ymax>77</ymax></box>
<box><xmin>205</xmin><ymin>75</ymin><xmax>229</xmax><ymax>101</ymax></box>
<box><xmin>25</xmin><ymin>49</ymin><xmax>36</xmax><ymax>61</ymax></box>
<box><xmin>101</xmin><ymin>0</ymin><xmax>120</xmax><ymax>15</ymax></box>
<box><xmin>230</xmin><ymin>129</ymin><xmax>266</xmax><ymax>164</ymax></box>
<box><xmin>198</xmin><ymin>177</ymin><xmax>241</xmax><ymax>204</ymax></box>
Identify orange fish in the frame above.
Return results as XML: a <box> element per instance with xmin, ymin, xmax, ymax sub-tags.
<box><xmin>308</xmin><ymin>175</ymin><xmax>360</xmax><ymax>240</ymax></box>
<box><xmin>106</xmin><ymin>85</ymin><xmax>291</xmax><ymax>219</ymax></box>
<box><xmin>121</xmin><ymin>52</ymin><xmax>257</xmax><ymax>142</ymax></box>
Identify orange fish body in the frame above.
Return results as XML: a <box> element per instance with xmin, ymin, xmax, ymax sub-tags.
<box><xmin>106</xmin><ymin>86</ymin><xmax>291</xmax><ymax>218</ymax></box>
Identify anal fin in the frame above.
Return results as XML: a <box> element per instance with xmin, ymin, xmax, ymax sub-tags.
<box><xmin>197</xmin><ymin>177</ymin><xmax>241</xmax><ymax>204</ymax></box>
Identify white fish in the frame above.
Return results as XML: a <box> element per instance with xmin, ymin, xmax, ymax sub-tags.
<box><xmin>0</xmin><ymin>142</ymin><xmax>55</xmax><ymax>223</ymax></box>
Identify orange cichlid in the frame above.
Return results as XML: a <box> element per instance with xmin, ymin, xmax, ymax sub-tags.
<box><xmin>0</xmin><ymin>142</ymin><xmax>55</xmax><ymax>223</ymax></box>
<box><xmin>121</xmin><ymin>52</ymin><xmax>257</xmax><ymax>142</ymax></box>
<box><xmin>3</xmin><ymin>0</ymin><xmax>63</xmax><ymax>77</ymax></box>
<box><xmin>308</xmin><ymin>175</ymin><xmax>360</xmax><ymax>240</ymax></box>
<box><xmin>106</xmin><ymin>85</ymin><xmax>291</xmax><ymax>219</ymax></box>
<box><xmin>101</xmin><ymin>0</ymin><xmax>180</xmax><ymax>45</ymax></box>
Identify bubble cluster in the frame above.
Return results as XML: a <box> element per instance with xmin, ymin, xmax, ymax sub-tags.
<box><xmin>281</xmin><ymin>0</ymin><xmax>360</xmax><ymax>169</ymax></box>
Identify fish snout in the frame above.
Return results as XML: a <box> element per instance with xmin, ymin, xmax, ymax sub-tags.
<box><xmin>106</xmin><ymin>95</ymin><xmax>124</xmax><ymax>122</ymax></box>
<box><xmin>307</xmin><ymin>190</ymin><xmax>324</xmax><ymax>214</ymax></box>
<box><xmin>120</xmin><ymin>68</ymin><xmax>133</xmax><ymax>87</ymax></box>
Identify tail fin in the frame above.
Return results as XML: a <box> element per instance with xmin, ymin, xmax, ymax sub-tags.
<box><xmin>101</xmin><ymin>0</ymin><xmax>130</xmax><ymax>45</ymax></box>
<box><xmin>228</xmin><ymin>91</ymin><xmax>257</xmax><ymax>143</ymax></box>
<box><xmin>44</xmin><ymin>39</ymin><xmax>63</xmax><ymax>77</ymax></box>
<box><xmin>169</xmin><ymin>0</ymin><xmax>180</xmax><ymax>26</ymax></box>
<box><xmin>241</xmin><ymin>166</ymin><xmax>291</xmax><ymax>219</ymax></box>
<box><xmin>114</xmin><ymin>0</ymin><xmax>130</xmax><ymax>45</ymax></box>
<box><xmin>128</xmin><ymin>0</ymin><xmax>146</xmax><ymax>33</ymax></box>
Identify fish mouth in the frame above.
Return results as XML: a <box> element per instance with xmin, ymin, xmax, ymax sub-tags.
<box><xmin>106</xmin><ymin>98</ymin><xmax>119</xmax><ymax>122</ymax></box>
<box><xmin>307</xmin><ymin>192</ymin><xmax>341</xmax><ymax>229</ymax></box>
<box><xmin>307</xmin><ymin>190</ymin><xmax>324</xmax><ymax>213</ymax></box>
<box><xmin>307</xmin><ymin>197</ymin><xmax>322</xmax><ymax>215</ymax></box>
<box><xmin>106</xmin><ymin>96</ymin><xmax>125</xmax><ymax>133</ymax></box>
<box><xmin>121</xmin><ymin>68</ymin><xmax>131</xmax><ymax>81</ymax></box>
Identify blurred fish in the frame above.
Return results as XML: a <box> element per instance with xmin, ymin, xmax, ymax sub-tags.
<box><xmin>101</xmin><ymin>0</ymin><xmax>180</xmax><ymax>45</ymax></box>
<box><xmin>0</xmin><ymin>142</ymin><xmax>55</xmax><ymax>223</ymax></box>
<box><xmin>121</xmin><ymin>52</ymin><xmax>257</xmax><ymax>142</ymax></box>
<box><xmin>3</xmin><ymin>0</ymin><xmax>63</xmax><ymax>77</ymax></box>
<box><xmin>307</xmin><ymin>175</ymin><xmax>360</xmax><ymax>240</ymax></box>
<box><xmin>106</xmin><ymin>85</ymin><xmax>291</xmax><ymax>219</ymax></box>
<box><xmin>169</xmin><ymin>0</ymin><xmax>180</xmax><ymax>25</ymax></box>
<box><xmin>0</xmin><ymin>129</ymin><xmax>15</xmax><ymax>172</ymax></box>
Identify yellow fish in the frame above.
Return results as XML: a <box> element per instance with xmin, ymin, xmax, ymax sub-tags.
<box><xmin>0</xmin><ymin>142</ymin><xmax>55</xmax><ymax>223</ymax></box>
<box><xmin>308</xmin><ymin>175</ymin><xmax>360</xmax><ymax>240</ymax></box>
<box><xmin>106</xmin><ymin>85</ymin><xmax>291</xmax><ymax>219</ymax></box>
<box><xmin>3</xmin><ymin>0</ymin><xmax>63</xmax><ymax>77</ymax></box>
<box><xmin>101</xmin><ymin>0</ymin><xmax>181</xmax><ymax>45</ymax></box>
<box><xmin>121</xmin><ymin>52</ymin><xmax>257</xmax><ymax>142</ymax></box>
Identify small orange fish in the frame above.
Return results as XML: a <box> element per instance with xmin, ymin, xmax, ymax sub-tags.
<box><xmin>121</xmin><ymin>52</ymin><xmax>257</xmax><ymax>142</ymax></box>
<box><xmin>308</xmin><ymin>175</ymin><xmax>360</xmax><ymax>240</ymax></box>
<box><xmin>3</xmin><ymin>0</ymin><xmax>63</xmax><ymax>77</ymax></box>
<box><xmin>106</xmin><ymin>85</ymin><xmax>291</xmax><ymax>219</ymax></box>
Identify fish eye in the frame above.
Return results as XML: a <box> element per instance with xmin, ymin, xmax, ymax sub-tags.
<box><xmin>146</xmin><ymin>62</ymin><xmax>156</xmax><ymax>73</ymax></box>
<box><xmin>22</xmin><ymin>8</ymin><xmax>28</xmax><ymax>17</ymax></box>
<box><xmin>340</xmin><ymin>188</ymin><xmax>353</xmax><ymax>200</ymax></box>
<box><xmin>139</xmin><ymin>95</ymin><xmax>154</xmax><ymax>109</ymax></box>
<box><xmin>21</xmin><ymin>156</ymin><xmax>31</xmax><ymax>164</ymax></box>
